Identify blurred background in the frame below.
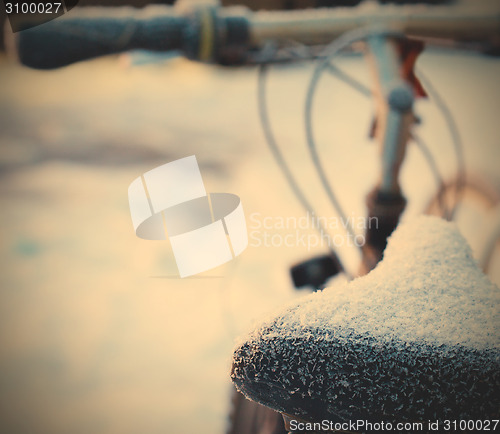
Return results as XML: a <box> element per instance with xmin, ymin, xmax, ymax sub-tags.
<box><xmin>1</xmin><ymin>1</ymin><xmax>499</xmax><ymax>433</ymax></box>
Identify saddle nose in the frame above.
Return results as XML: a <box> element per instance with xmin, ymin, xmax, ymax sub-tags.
<box><xmin>231</xmin><ymin>216</ymin><xmax>500</xmax><ymax>425</ymax></box>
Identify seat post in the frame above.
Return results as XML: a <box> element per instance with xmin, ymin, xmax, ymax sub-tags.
<box><xmin>362</xmin><ymin>34</ymin><xmax>416</xmax><ymax>270</ymax></box>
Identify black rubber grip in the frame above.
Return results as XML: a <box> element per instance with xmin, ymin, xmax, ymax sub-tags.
<box><xmin>16</xmin><ymin>6</ymin><xmax>187</xmax><ymax>69</ymax></box>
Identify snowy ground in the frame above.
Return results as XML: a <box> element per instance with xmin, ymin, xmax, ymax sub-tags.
<box><xmin>0</xmin><ymin>46</ymin><xmax>499</xmax><ymax>434</ymax></box>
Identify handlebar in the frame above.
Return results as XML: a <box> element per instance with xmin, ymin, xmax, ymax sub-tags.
<box><xmin>15</xmin><ymin>7</ymin><xmax>188</xmax><ymax>69</ymax></box>
<box><xmin>11</xmin><ymin>1</ymin><xmax>500</xmax><ymax>69</ymax></box>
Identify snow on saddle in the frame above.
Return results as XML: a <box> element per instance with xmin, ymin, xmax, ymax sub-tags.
<box><xmin>231</xmin><ymin>216</ymin><xmax>500</xmax><ymax>425</ymax></box>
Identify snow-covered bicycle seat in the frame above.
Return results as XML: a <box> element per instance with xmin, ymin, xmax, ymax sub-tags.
<box><xmin>231</xmin><ymin>216</ymin><xmax>500</xmax><ymax>426</ymax></box>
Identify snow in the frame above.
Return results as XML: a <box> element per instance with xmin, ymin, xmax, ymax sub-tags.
<box><xmin>250</xmin><ymin>216</ymin><xmax>500</xmax><ymax>350</ymax></box>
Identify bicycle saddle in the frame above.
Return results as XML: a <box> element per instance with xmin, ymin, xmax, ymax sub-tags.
<box><xmin>231</xmin><ymin>216</ymin><xmax>500</xmax><ymax>426</ymax></box>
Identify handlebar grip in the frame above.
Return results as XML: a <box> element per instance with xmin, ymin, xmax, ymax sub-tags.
<box><xmin>14</xmin><ymin>6</ymin><xmax>187</xmax><ymax>69</ymax></box>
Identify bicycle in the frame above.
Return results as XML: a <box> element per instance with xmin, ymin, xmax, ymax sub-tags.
<box><xmin>10</xmin><ymin>1</ymin><xmax>500</xmax><ymax>432</ymax></box>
